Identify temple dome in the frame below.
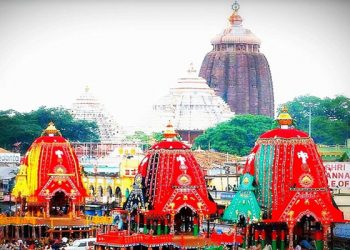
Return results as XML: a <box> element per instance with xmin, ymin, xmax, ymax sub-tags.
<box><xmin>259</xmin><ymin>128</ymin><xmax>309</xmax><ymax>139</ymax></box>
<box><xmin>243</xmin><ymin>108</ymin><xmax>344</xmax><ymax>223</ymax></box>
<box><xmin>210</xmin><ymin>0</ymin><xmax>260</xmax><ymax>46</ymax></box>
<box><xmin>211</xmin><ymin>12</ymin><xmax>261</xmax><ymax>46</ymax></box>
<box><xmin>12</xmin><ymin>123</ymin><xmax>88</xmax><ymax>203</ymax></box>
<box><xmin>137</xmin><ymin>123</ymin><xmax>217</xmax><ymax>216</ymax></box>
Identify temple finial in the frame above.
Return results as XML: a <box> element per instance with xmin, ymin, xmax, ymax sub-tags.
<box><xmin>229</xmin><ymin>0</ymin><xmax>242</xmax><ymax>25</ymax></box>
<box><xmin>42</xmin><ymin>122</ymin><xmax>62</xmax><ymax>136</ymax></box>
<box><xmin>277</xmin><ymin>105</ymin><xmax>293</xmax><ymax>128</ymax></box>
<box><xmin>163</xmin><ymin>121</ymin><xmax>177</xmax><ymax>140</ymax></box>
<box><xmin>85</xmin><ymin>85</ymin><xmax>90</xmax><ymax>93</ymax></box>
<box><xmin>231</xmin><ymin>0</ymin><xmax>240</xmax><ymax>13</ymax></box>
<box><xmin>281</xmin><ymin>105</ymin><xmax>288</xmax><ymax>113</ymax></box>
<box><xmin>187</xmin><ymin>62</ymin><xmax>196</xmax><ymax>75</ymax></box>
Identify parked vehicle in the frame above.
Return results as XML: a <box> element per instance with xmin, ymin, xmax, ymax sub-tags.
<box><xmin>64</xmin><ymin>238</ymin><xmax>96</xmax><ymax>250</ymax></box>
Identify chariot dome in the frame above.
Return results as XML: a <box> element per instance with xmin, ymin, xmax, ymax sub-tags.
<box><xmin>12</xmin><ymin>122</ymin><xmax>88</xmax><ymax>217</ymax></box>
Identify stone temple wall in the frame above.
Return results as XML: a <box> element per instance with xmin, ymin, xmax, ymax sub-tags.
<box><xmin>200</xmin><ymin>50</ymin><xmax>274</xmax><ymax>118</ymax></box>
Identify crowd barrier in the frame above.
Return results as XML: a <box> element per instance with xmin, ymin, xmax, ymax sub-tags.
<box><xmin>97</xmin><ymin>232</ymin><xmax>174</xmax><ymax>247</ymax></box>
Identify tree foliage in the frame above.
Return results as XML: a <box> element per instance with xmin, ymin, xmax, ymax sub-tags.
<box><xmin>193</xmin><ymin>115</ymin><xmax>274</xmax><ymax>156</ymax></box>
<box><xmin>0</xmin><ymin>106</ymin><xmax>100</xmax><ymax>153</ymax></box>
<box><xmin>280</xmin><ymin>95</ymin><xmax>350</xmax><ymax>145</ymax></box>
<box><xmin>193</xmin><ymin>95</ymin><xmax>350</xmax><ymax>156</ymax></box>
<box><xmin>125</xmin><ymin>131</ymin><xmax>166</xmax><ymax>150</ymax></box>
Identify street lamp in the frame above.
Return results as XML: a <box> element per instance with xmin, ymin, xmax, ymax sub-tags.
<box><xmin>308</xmin><ymin>104</ymin><xmax>312</xmax><ymax>136</ymax></box>
<box><xmin>7</xmin><ymin>179</ymin><xmax>14</xmax><ymax>215</ymax></box>
<box><xmin>224</xmin><ymin>164</ymin><xmax>230</xmax><ymax>191</ymax></box>
<box><xmin>9</xmin><ymin>191</ymin><xmax>12</xmax><ymax>215</ymax></box>
<box><xmin>206</xmin><ymin>215</ymin><xmax>210</xmax><ymax>238</ymax></box>
<box><xmin>127</xmin><ymin>211</ymin><xmax>131</xmax><ymax>235</ymax></box>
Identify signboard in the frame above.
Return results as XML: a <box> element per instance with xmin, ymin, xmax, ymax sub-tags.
<box><xmin>324</xmin><ymin>162</ymin><xmax>350</xmax><ymax>189</ymax></box>
<box><xmin>2</xmin><ymin>194</ymin><xmax>12</xmax><ymax>202</ymax></box>
<box><xmin>0</xmin><ymin>153</ymin><xmax>20</xmax><ymax>163</ymax></box>
<box><xmin>334</xmin><ymin>223</ymin><xmax>350</xmax><ymax>239</ymax></box>
<box><xmin>220</xmin><ymin>192</ymin><xmax>236</xmax><ymax>200</ymax></box>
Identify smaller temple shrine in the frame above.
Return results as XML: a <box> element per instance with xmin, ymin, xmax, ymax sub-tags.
<box><xmin>223</xmin><ymin>107</ymin><xmax>345</xmax><ymax>250</ymax></box>
<box><xmin>222</xmin><ymin>173</ymin><xmax>261</xmax><ymax>223</ymax></box>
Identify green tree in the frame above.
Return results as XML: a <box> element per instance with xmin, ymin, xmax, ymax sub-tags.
<box><xmin>126</xmin><ymin>131</ymin><xmax>150</xmax><ymax>143</ymax></box>
<box><xmin>280</xmin><ymin>95</ymin><xmax>350</xmax><ymax>145</ymax></box>
<box><xmin>125</xmin><ymin>131</ymin><xmax>152</xmax><ymax>150</ymax></box>
<box><xmin>151</xmin><ymin>132</ymin><xmax>164</xmax><ymax>142</ymax></box>
<box><xmin>29</xmin><ymin>106</ymin><xmax>100</xmax><ymax>142</ymax></box>
<box><xmin>0</xmin><ymin>106</ymin><xmax>100</xmax><ymax>153</ymax></box>
<box><xmin>193</xmin><ymin>115</ymin><xmax>274</xmax><ymax>156</ymax></box>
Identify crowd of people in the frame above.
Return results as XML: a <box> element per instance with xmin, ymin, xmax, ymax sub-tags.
<box><xmin>294</xmin><ymin>237</ymin><xmax>316</xmax><ymax>250</ymax></box>
<box><xmin>240</xmin><ymin>238</ymin><xmax>315</xmax><ymax>250</ymax></box>
<box><xmin>243</xmin><ymin>243</ymin><xmax>272</xmax><ymax>250</ymax></box>
<box><xmin>0</xmin><ymin>238</ymin><xmax>74</xmax><ymax>250</ymax></box>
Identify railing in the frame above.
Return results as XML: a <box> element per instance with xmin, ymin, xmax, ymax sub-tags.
<box><xmin>86</xmin><ymin>216</ymin><xmax>113</xmax><ymax>225</ymax></box>
<box><xmin>96</xmin><ymin>231</ymin><xmax>243</xmax><ymax>247</ymax></box>
<box><xmin>0</xmin><ymin>216</ymin><xmax>37</xmax><ymax>225</ymax></box>
<box><xmin>0</xmin><ymin>215</ymin><xmax>113</xmax><ymax>227</ymax></box>
<box><xmin>209</xmin><ymin>190</ymin><xmax>237</xmax><ymax>200</ymax></box>
<box><xmin>97</xmin><ymin>232</ymin><xmax>174</xmax><ymax>247</ymax></box>
<box><xmin>318</xmin><ymin>144</ymin><xmax>348</xmax><ymax>150</ymax></box>
<box><xmin>210</xmin><ymin>231</ymin><xmax>243</xmax><ymax>245</ymax></box>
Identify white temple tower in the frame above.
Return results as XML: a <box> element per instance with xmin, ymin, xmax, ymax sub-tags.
<box><xmin>71</xmin><ymin>86</ymin><xmax>124</xmax><ymax>143</ymax></box>
<box><xmin>151</xmin><ymin>64</ymin><xmax>235</xmax><ymax>143</ymax></box>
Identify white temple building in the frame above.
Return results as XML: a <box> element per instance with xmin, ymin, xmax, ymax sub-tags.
<box><xmin>71</xmin><ymin>86</ymin><xmax>125</xmax><ymax>143</ymax></box>
<box><xmin>150</xmin><ymin>64</ymin><xmax>234</xmax><ymax>143</ymax></box>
